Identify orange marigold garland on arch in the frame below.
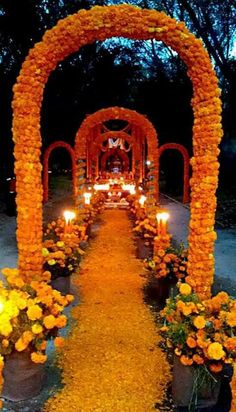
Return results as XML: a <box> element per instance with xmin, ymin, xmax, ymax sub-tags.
<box><xmin>12</xmin><ymin>4</ymin><xmax>222</xmax><ymax>296</ymax></box>
<box><xmin>159</xmin><ymin>143</ymin><xmax>190</xmax><ymax>204</ymax></box>
<box><xmin>75</xmin><ymin>106</ymin><xmax>159</xmax><ymax>213</ymax></box>
<box><xmin>42</xmin><ymin>141</ymin><xmax>77</xmax><ymax>203</ymax></box>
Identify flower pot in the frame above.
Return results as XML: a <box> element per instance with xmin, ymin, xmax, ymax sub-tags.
<box><xmin>51</xmin><ymin>275</ymin><xmax>70</xmax><ymax>295</ymax></box>
<box><xmin>136</xmin><ymin>238</ymin><xmax>153</xmax><ymax>259</ymax></box>
<box><xmin>172</xmin><ymin>355</ymin><xmax>221</xmax><ymax>408</ymax></box>
<box><xmin>150</xmin><ymin>277</ymin><xmax>177</xmax><ymax>306</ymax></box>
<box><xmin>2</xmin><ymin>351</ymin><xmax>45</xmax><ymax>401</ymax></box>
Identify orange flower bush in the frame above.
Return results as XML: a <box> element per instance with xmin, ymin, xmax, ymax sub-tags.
<box><xmin>12</xmin><ymin>5</ymin><xmax>222</xmax><ymax>292</ymax></box>
<box><xmin>145</xmin><ymin>245</ymin><xmax>188</xmax><ymax>281</ymax></box>
<box><xmin>42</xmin><ymin>239</ymin><xmax>84</xmax><ymax>280</ymax></box>
<box><xmin>161</xmin><ymin>284</ymin><xmax>236</xmax><ymax>373</ymax></box>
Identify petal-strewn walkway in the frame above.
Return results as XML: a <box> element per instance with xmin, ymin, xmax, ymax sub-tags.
<box><xmin>44</xmin><ymin>210</ymin><xmax>170</xmax><ymax>412</ymax></box>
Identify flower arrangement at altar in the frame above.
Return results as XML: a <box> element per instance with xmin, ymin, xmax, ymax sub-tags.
<box><xmin>145</xmin><ymin>245</ymin><xmax>188</xmax><ymax>281</ymax></box>
<box><xmin>161</xmin><ymin>283</ymin><xmax>236</xmax><ymax>407</ymax></box>
<box><xmin>42</xmin><ymin>239</ymin><xmax>84</xmax><ymax>280</ymax></box>
<box><xmin>161</xmin><ymin>283</ymin><xmax>236</xmax><ymax>370</ymax></box>
<box><xmin>0</xmin><ymin>268</ymin><xmax>73</xmax><ymax>401</ymax></box>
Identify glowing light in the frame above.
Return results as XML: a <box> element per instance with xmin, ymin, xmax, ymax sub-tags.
<box><xmin>122</xmin><ymin>184</ymin><xmax>135</xmax><ymax>192</ymax></box>
<box><xmin>146</xmin><ymin>160</ymin><xmax>151</xmax><ymax>166</ymax></box>
<box><xmin>156</xmin><ymin>210</ymin><xmax>170</xmax><ymax>236</ymax></box>
<box><xmin>139</xmin><ymin>195</ymin><xmax>147</xmax><ymax>207</ymax></box>
<box><xmin>94</xmin><ymin>184</ymin><xmax>110</xmax><ymax>191</ymax></box>
<box><xmin>84</xmin><ymin>192</ymin><xmax>92</xmax><ymax>205</ymax></box>
<box><xmin>63</xmin><ymin>210</ymin><xmax>76</xmax><ymax>225</ymax></box>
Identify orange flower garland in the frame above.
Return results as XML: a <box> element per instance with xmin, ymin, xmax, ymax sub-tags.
<box><xmin>12</xmin><ymin>4</ymin><xmax>222</xmax><ymax>294</ymax></box>
<box><xmin>42</xmin><ymin>141</ymin><xmax>76</xmax><ymax>203</ymax></box>
<box><xmin>159</xmin><ymin>143</ymin><xmax>190</xmax><ymax>203</ymax></box>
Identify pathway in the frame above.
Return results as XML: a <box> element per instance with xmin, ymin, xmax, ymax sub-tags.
<box><xmin>44</xmin><ymin>210</ymin><xmax>170</xmax><ymax>412</ymax></box>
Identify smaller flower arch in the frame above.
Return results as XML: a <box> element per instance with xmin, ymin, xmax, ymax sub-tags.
<box><xmin>159</xmin><ymin>143</ymin><xmax>190</xmax><ymax>203</ymax></box>
<box><xmin>43</xmin><ymin>141</ymin><xmax>76</xmax><ymax>202</ymax></box>
<box><xmin>101</xmin><ymin>148</ymin><xmax>130</xmax><ymax>172</ymax></box>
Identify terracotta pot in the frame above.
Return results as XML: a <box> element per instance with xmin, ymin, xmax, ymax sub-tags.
<box><xmin>2</xmin><ymin>351</ymin><xmax>44</xmax><ymax>401</ymax></box>
<box><xmin>136</xmin><ymin>238</ymin><xmax>153</xmax><ymax>259</ymax></box>
<box><xmin>51</xmin><ymin>275</ymin><xmax>70</xmax><ymax>295</ymax></box>
<box><xmin>172</xmin><ymin>355</ymin><xmax>221</xmax><ymax>408</ymax></box>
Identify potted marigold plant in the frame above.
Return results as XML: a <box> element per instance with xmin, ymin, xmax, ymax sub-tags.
<box><xmin>0</xmin><ymin>268</ymin><xmax>73</xmax><ymax>402</ymax></box>
<box><xmin>42</xmin><ymin>238</ymin><xmax>84</xmax><ymax>294</ymax></box>
<box><xmin>144</xmin><ymin>245</ymin><xmax>187</xmax><ymax>304</ymax></box>
<box><xmin>161</xmin><ymin>283</ymin><xmax>236</xmax><ymax>410</ymax></box>
<box><xmin>133</xmin><ymin>217</ymin><xmax>157</xmax><ymax>259</ymax></box>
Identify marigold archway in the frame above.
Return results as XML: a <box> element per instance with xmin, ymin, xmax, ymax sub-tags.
<box><xmin>100</xmin><ymin>148</ymin><xmax>130</xmax><ymax>172</ymax></box>
<box><xmin>13</xmin><ymin>4</ymin><xmax>222</xmax><ymax>297</ymax></box>
<box><xmin>159</xmin><ymin>143</ymin><xmax>190</xmax><ymax>203</ymax></box>
<box><xmin>74</xmin><ymin>106</ymin><xmax>158</xmax><ymax>213</ymax></box>
<box><xmin>43</xmin><ymin>141</ymin><xmax>76</xmax><ymax>203</ymax></box>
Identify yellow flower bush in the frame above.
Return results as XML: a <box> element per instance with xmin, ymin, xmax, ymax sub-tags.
<box><xmin>0</xmin><ymin>268</ymin><xmax>74</xmax><ymax>400</ymax></box>
<box><xmin>161</xmin><ymin>283</ymin><xmax>236</xmax><ymax>375</ymax></box>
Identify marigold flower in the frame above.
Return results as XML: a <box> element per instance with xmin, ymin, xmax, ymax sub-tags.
<box><xmin>27</xmin><ymin>304</ymin><xmax>43</xmax><ymax>321</ymax></box>
<box><xmin>179</xmin><ymin>283</ymin><xmax>192</xmax><ymax>296</ymax></box>
<box><xmin>43</xmin><ymin>315</ymin><xmax>56</xmax><ymax>329</ymax></box>
<box><xmin>193</xmin><ymin>316</ymin><xmax>206</xmax><ymax>329</ymax></box>
<box><xmin>48</xmin><ymin>259</ymin><xmax>56</xmax><ymax>266</ymax></box>
<box><xmin>207</xmin><ymin>342</ymin><xmax>225</xmax><ymax>360</ymax></box>
<box><xmin>180</xmin><ymin>355</ymin><xmax>193</xmax><ymax>366</ymax></box>
<box><xmin>186</xmin><ymin>336</ymin><xmax>197</xmax><ymax>348</ymax></box>
<box><xmin>209</xmin><ymin>363</ymin><xmax>223</xmax><ymax>373</ymax></box>
<box><xmin>31</xmin><ymin>352</ymin><xmax>47</xmax><ymax>364</ymax></box>
<box><xmin>193</xmin><ymin>354</ymin><xmax>204</xmax><ymax>365</ymax></box>
<box><xmin>32</xmin><ymin>323</ymin><xmax>43</xmax><ymax>334</ymax></box>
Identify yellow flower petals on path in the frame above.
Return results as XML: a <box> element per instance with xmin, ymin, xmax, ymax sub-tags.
<box><xmin>45</xmin><ymin>210</ymin><xmax>170</xmax><ymax>412</ymax></box>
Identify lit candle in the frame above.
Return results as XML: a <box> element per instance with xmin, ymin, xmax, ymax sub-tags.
<box><xmin>156</xmin><ymin>210</ymin><xmax>169</xmax><ymax>236</ymax></box>
<box><xmin>84</xmin><ymin>192</ymin><xmax>92</xmax><ymax>205</ymax></box>
<box><xmin>63</xmin><ymin>210</ymin><xmax>76</xmax><ymax>233</ymax></box>
<box><xmin>139</xmin><ymin>195</ymin><xmax>147</xmax><ymax>208</ymax></box>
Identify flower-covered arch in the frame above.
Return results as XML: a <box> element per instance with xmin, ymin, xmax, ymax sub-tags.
<box><xmin>159</xmin><ymin>143</ymin><xmax>190</xmax><ymax>204</ymax></box>
<box><xmin>13</xmin><ymin>4</ymin><xmax>222</xmax><ymax>297</ymax></box>
<box><xmin>100</xmin><ymin>148</ymin><xmax>130</xmax><ymax>172</ymax></box>
<box><xmin>75</xmin><ymin>107</ymin><xmax>158</xmax><ymax>213</ymax></box>
<box><xmin>42</xmin><ymin>141</ymin><xmax>76</xmax><ymax>203</ymax></box>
